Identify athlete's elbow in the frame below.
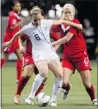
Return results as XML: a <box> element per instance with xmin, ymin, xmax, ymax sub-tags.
<box><xmin>79</xmin><ymin>25</ymin><xmax>83</xmax><ymax>30</ymax></box>
<box><xmin>60</xmin><ymin>39</ymin><xmax>68</xmax><ymax>44</ymax></box>
<box><xmin>65</xmin><ymin>38</ymin><xmax>70</xmax><ymax>43</ymax></box>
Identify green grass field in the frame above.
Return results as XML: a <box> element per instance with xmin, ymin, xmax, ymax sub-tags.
<box><xmin>1</xmin><ymin>60</ymin><xmax>98</xmax><ymax>108</ymax></box>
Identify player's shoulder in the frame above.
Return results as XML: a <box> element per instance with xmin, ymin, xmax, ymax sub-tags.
<box><xmin>51</xmin><ymin>25</ymin><xmax>59</xmax><ymax>30</ymax></box>
<box><xmin>25</xmin><ymin>22</ymin><xmax>32</xmax><ymax>27</ymax></box>
<box><xmin>41</xmin><ymin>19</ymin><xmax>53</xmax><ymax>23</ymax></box>
<box><xmin>23</xmin><ymin>22</ymin><xmax>33</xmax><ymax>30</ymax></box>
<box><xmin>21</xmin><ymin>34</ymin><xmax>28</xmax><ymax>39</ymax></box>
<box><xmin>41</xmin><ymin>19</ymin><xmax>47</xmax><ymax>23</ymax></box>
<box><xmin>9</xmin><ymin>11</ymin><xmax>20</xmax><ymax>19</ymax></box>
<box><xmin>40</xmin><ymin>19</ymin><xmax>48</xmax><ymax>26</ymax></box>
<box><xmin>9</xmin><ymin>11</ymin><xmax>16</xmax><ymax>16</ymax></box>
<box><xmin>72</xmin><ymin>18</ymin><xmax>80</xmax><ymax>24</ymax></box>
<box><xmin>9</xmin><ymin>11</ymin><xmax>14</xmax><ymax>16</ymax></box>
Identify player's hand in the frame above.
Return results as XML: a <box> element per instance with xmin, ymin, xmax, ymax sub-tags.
<box><xmin>2</xmin><ymin>41</ymin><xmax>11</xmax><ymax>49</ymax></box>
<box><xmin>53</xmin><ymin>45</ymin><xmax>60</xmax><ymax>52</ymax></box>
<box><xmin>20</xmin><ymin>46</ymin><xmax>26</xmax><ymax>54</ymax></box>
<box><xmin>51</xmin><ymin>42</ymin><xmax>57</xmax><ymax>47</ymax></box>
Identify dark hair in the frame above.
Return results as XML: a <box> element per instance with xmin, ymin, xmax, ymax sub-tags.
<box><xmin>41</xmin><ymin>9</ymin><xmax>45</xmax><ymax>16</ymax></box>
<box><xmin>12</xmin><ymin>0</ymin><xmax>20</xmax><ymax>7</ymax></box>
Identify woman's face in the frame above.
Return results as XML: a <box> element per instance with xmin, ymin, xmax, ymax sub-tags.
<box><xmin>33</xmin><ymin>19</ymin><xmax>40</xmax><ymax>26</ymax></box>
<box><xmin>13</xmin><ymin>3</ymin><xmax>21</xmax><ymax>13</ymax></box>
<box><xmin>31</xmin><ymin>12</ymin><xmax>42</xmax><ymax>26</ymax></box>
<box><xmin>63</xmin><ymin>8</ymin><xmax>75</xmax><ymax>21</ymax></box>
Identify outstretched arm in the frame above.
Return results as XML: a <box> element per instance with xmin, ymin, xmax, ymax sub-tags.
<box><xmin>52</xmin><ymin>32</ymin><xmax>73</xmax><ymax>47</ymax></box>
<box><xmin>53</xmin><ymin>20</ymin><xmax>83</xmax><ymax>30</ymax></box>
<box><xmin>10</xmin><ymin>18</ymin><xmax>24</xmax><ymax>30</ymax></box>
<box><xmin>2</xmin><ymin>29</ymin><xmax>24</xmax><ymax>48</ymax></box>
<box><xmin>19</xmin><ymin>38</ymin><xmax>26</xmax><ymax>54</ymax></box>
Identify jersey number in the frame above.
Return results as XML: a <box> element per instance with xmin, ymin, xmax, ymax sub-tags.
<box><xmin>34</xmin><ymin>34</ymin><xmax>41</xmax><ymax>40</ymax></box>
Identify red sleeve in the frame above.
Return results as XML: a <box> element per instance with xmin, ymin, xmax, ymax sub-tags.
<box><xmin>50</xmin><ymin>25</ymin><xmax>60</xmax><ymax>40</ymax></box>
<box><xmin>51</xmin><ymin>25</ymin><xmax>59</xmax><ymax>32</ymax></box>
<box><xmin>50</xmin><ymin>31</ymin><xmax>60</xmax><ymax>41</ymax></box>
<box><xmin>21</xmin><ymin>34</ymin><xmax>29</xmax><ymax>41</ymax></box>
<box><xmin>68</xmin><ymin>19</ymin><xmax>80</xmax><ymax>35</ymax></box>
<box><xmin>9</xmin><ymin>13</ymin><xmax>17</xmax><ymax>27</ymax></box>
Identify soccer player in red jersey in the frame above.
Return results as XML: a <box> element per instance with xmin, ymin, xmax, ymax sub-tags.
<box><xmin>52</xmin><ymin>3</ymin><xmax>98</xmax><ymax>105</ymax></box>
<box><xmin>1</xmin><ymin>1</ymin><xmax>24</xmax><ymax>82</ymax></box>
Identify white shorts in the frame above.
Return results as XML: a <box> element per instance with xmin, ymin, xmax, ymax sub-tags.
<box><xmin>32</xmin><ymin>49</ymin><xmax>59</xmax><ymax>64</ymax></box>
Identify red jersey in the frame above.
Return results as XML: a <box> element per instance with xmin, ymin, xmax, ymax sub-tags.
<box><xmin>50</xmin><ymin>26</ymin><xmax>60</xmax><ymax>41</ymax></box>
<box><xmin>4</xmin><ymin>11</ymin><xmax>21</xmax><ymax>38</ymax></box>
<box><xmin>21</xmin><ymin>35</ymin><xmax>32</xmax><ymax>56</ymax></box>
<box><xmin>52</xmin><ymin>19</ymin><xmax>87</xmax><ymax>56</ymax></box>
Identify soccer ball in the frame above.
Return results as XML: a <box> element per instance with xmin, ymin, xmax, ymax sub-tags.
<box><xmin>36</xmin><ymin>93</ymin><xmax>50</xmax><ymax>107</ymax></box>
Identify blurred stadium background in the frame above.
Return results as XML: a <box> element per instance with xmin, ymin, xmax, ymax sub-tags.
<box><xmin>1</xmin><ymin>0</ymin><xmax>97</xmax><ymax>60</ymax></box>
<box><xmin>1</xmin><ymin>0</ymin><xmax>97</xmax><ymax>108</ymax></box>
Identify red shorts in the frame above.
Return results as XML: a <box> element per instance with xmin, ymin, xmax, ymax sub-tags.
<box><xmin>3</xmin><ymin>35</ymin><xmax>19</xmax><ymax>54</ymax></box>
<box><xmin>22</xmin><ymin>53</ymin><xmax>35</xmax><ymax>67</ymax></box>
<box><xmin>62</xmin><ymin>51</ymin><xmax>92</xmax><ymax>72</ymax></box>
<box><xmin>22</xmin><ymin>53</ymin><xmax>39</xmax><ymax>75</ymax></box>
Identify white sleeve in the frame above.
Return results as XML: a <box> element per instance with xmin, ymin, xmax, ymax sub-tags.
<box><xmin>21</xmin><ymin>25</ymin><xmax>29</xmax><ymax>34</ymax></box>
<box><xmin>45</xmin><ymin>20</ymin><xmax>53</xmax><ymax>28</ymax></box>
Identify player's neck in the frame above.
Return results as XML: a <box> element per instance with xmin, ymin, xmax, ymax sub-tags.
<box><xmin>13</xmin><ymin>10</ymin><xmax>18</xmax><ymax>14</ymax></box>
<box><xmin>32</xmin><ymin>21</ymin><xmax>41</xmax><ymax>27</ymax></box>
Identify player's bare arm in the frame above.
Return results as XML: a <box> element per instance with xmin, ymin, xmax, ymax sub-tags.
<box><xmin>53</xmin><ymin>45</ymin><xmax>60</xmax><ymax>52</ymax></box>
<box><xmin>19</xmin><ymin>38</ymin><xmax>26</xmax><ymax>54</ymax></box>
<box><xmin>53</xmin><ymin>20</ymin><xmax>82</xmax><ymax>30</ymax></box>
<box><xmin>52</xmin><ymin>32</ymin><xmax>73</xmax><ymax>47</ymax></box>
<box><xmin>2</xmin><ymin>29</ymin><xmax>24</xmax><ymax>49</ymax></box>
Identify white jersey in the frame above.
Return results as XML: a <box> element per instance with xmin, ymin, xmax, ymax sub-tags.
<box><xmin>22</xmin><ymin>19</ymin><xmax>53</xmax><ymax>50</ymax></box>
<box><xmin>21</xmin><ymin>19</ymin><xmax>59</xmax><ymax>63</ymax></box>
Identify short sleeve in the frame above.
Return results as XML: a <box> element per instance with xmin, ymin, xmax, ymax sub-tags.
<box><xmin>51</xmin><ymin>25</ymin><xmax>59</xmax><ymax>32</ymax></box>
<box><xmin>68</xmin><ymin>19</ymin><xmax>80</xmax><ymax>35</ymax></box>
<box><xmin>44</xmin><ymin>19</ymin><xmax>53</xmax><ymax>29</ymax></box>
<box><xmin>50</xmin><ymin>31</ymin><xmax>60</xmax><ymax>41</ymax></box>
<box><xmin>9</xmin><ymin>15</ymin><xmax>17</xmax><ymax>27</ymax></box>
<box><xmin>9</xmin><ymin>12</ymin><xmax>22</xmax><ymax>27</ymax></box>
<box><xmin>68</xmin><ymin>27</ymin><xmax>77</xmax><ymax>35</ymax></box>
<box><xmin>13</xmin><ymin>13</ymin><xmax>21</xmax><ymax>20</ymax></box>
<box><xmin>21</xmin><ymin>34</ymin><xmax>28</xmax><ymax>41</ymax></box>
<box><xmin>50</xmin><ymin>25</ymin><xmax>60</xmax><ymax>40</ymax></box>
<box><xmin>21</xmin><ymin>25</ymin><xmax>29</xmax><ymax>34</ymax></box>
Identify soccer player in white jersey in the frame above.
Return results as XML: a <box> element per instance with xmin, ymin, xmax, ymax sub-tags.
<box><xmin>3</xmin><ymin>6</ymin><xmax>83</xmax><ymax>106</ymax></box>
